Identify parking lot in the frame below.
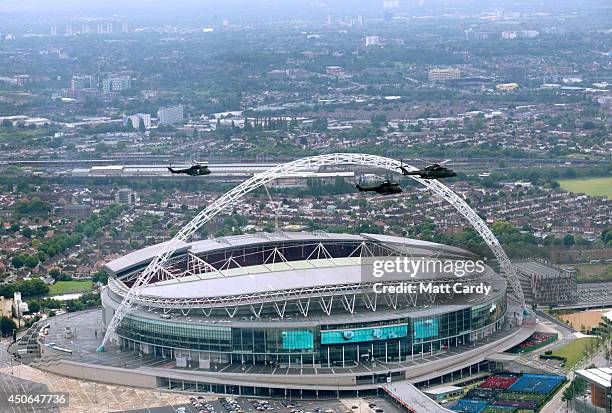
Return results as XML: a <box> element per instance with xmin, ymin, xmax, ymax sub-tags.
<box><xmin>118</xmin><ymin>396</ymin><xmax>403</xmax><ymax>413</ymax></box>
<box><xmin>187</xmin><ymin>396</ymin><xmax>349</xmax><ymax>413</ymax></box>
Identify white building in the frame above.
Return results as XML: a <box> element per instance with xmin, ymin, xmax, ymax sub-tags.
<box><xmin>365</xmin><ymin>36</ymin><xmax>380</xmax><ymax>47</ymax></box>
<box><xmin>522</xmin><ymin>30</ymin><xmax>539</xmax><ymax>38</ymax></box>
<box><xmin>124</xmin><ymin>113</ymin><xmax>151</xmax><ymax>129</ymax></box>
<box><xmin>428</xmin><ymin>67</ymin><xmax>461</xmax><ymax>81</ymax></box>
<box><xmin>102</xmin><ymin>76</ymin><xmax>131</xmax><ymax>94</ymax></box>
<box><xmin>158</xmin><ymin>105</ymin><xmax>184</xmax><ymax>125</ymax></box>
<box><xmin>325</xmin><ymin>66</ymin><xmax>343</xmax><ymax>76</ymax></box>
<box><xmin>13</xmin><ymin>292</ymin><xmax>28</xmax><ymax>316</ymax></box>
<box><xmin>115</xmin><ymin>188</ymin><xmax>138</xmax><ymax>205</ymax></box>
<box><xmin>383</xmin><ymin>0</ymin><xmax>399</xmax><ymax>9</ymax></box>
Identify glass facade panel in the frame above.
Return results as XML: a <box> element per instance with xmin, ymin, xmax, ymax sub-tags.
<box><xmin>321</xmin><ymin>324</ymin><xmax>407</xmax><ymax>345</ymax></box>
<box><xmin>413</xmin><ymin>319</ymin><xmax>439</xmax><ymax>340</ymax></box>
<box><xmin>282</xmin><ymin>331</ymin><xmax>314</xmax><ymax>350</ymax></box>
<box><xmin>114</xmin><ymin>294</ymin><xmax>506</xmax><ymax>367</ymax></box>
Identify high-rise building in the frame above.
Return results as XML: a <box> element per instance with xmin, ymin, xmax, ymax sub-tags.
<box><xmin>115</xmin><ymin>188</ymin><xmax>138</xmax><ymax>205</ymax></box>
<box><xmin>365</xmin><ymin>36</ymin><xmax>380</xmax><ymax>47</ymax></box>
<box><xmin>121</xmin><ymin>22</ymin><xmax>129</xmax><ymax>33</ymax></box>
<box><xmin>106</xmin><ymin>23</ymin><xmax>114</xmax><ymax>33</ymax></box>
<box><xmin>102</xmin><ymin>76</ymin><xmax>131</xmax><ymax>94</ymax></box>
<box><xmin>383</xmin><ymin>0</ymin><xmax>399</xmax><ymax>9</ymax></box>
<box><xmin>50</xmin><ymin>26</ymin><xmax>57</xmax><ymax>36</ymax></box>
<box><xmin>157</xmin><ymin>105</ymin><xmax>184</xmax><ymax>125</ymax></box>
<box><xmin>124</xmin><ymin>113</ymin><xmax>151</xmax><ymax>130</ymax></box>
<box><xmin>428</xmin><ymin>67</ymin><xmax>461</xmax><ymax>81</ymax></box>
<box><xmin>71</xmin><ymin>75</ymin><xmax>94</xmax><ymax>90</ymax></box>
<box><xmin>65</xmin><ymin>25</ymin><xmax>73</xmax><ymax>36</ymax></box>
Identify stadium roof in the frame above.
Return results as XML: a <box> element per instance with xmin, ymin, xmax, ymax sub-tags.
<box><xmin>105</xmin><ymin>240</ymin><xmax>191</xmax><ymax>276</ymax></box>
<box><xmin>106</xmin><ymin>232</ymin><xmax>476</xmax><ymax>277</ymax></box>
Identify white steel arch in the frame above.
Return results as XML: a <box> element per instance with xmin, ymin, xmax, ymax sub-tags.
<box><xmin>99</xmin><ymin>153</ymin><xmax>525</xmax><ymax>350</ymax></box>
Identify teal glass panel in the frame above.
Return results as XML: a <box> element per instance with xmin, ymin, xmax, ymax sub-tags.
<box><xmin>282</xmin><ymin>331</ymin><xmax>314</xmax><ymax>350</ymax></box>
<box><xmin>321</xmin><ymin>324</ymin><xmax>407</xmax><ymax>345</ymax></box>
<box><xmin>413</xmin><ymin>318</ymin><xmax>439</xmax><ymax>339</ymax></box>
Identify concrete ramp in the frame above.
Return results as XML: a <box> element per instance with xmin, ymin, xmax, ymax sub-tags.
<box><xmin>383</xmin><ymin>381</ymin><xmax>454</xmax><ymax>413</ymax></box>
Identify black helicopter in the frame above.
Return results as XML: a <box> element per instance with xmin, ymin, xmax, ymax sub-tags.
<box><xmin>356</xmin><ymin>180</ymin><xmax>403</xmax><ymax>195</ymax></box>
<box><xmin>397</xmin><ymin>160</ymin><xmax>456</xmax><ymax>179</ymax></box>
<box><xmin>167</xmin><ymin>163</ymin><xmax>211</xmax><ymax>176</ymax></box>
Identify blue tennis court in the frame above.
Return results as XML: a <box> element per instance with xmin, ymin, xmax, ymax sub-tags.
<box><xmin>450</xmin><ymin>399</ymin><xmax>488</xmax><ymax>413</ymax></box>
<box><xmin>508</xmin><ymin>374</ymin><xmax>564</xmax><ymax>394</ymax></box>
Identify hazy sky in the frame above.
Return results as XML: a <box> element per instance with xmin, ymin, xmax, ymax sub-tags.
<box><xmin>0</xmin><ymin>0</ymin><xmax>609</xmax><ymax>17</ymax></box>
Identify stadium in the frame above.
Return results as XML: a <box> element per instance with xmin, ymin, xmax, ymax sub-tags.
<box><xmin>95</xmin><ymin>230</ymin><xmax>533</xmax><ymax>396</ymax></box>
<box><xmin>30</xmin><ymin>155</ymin><xmax>536</xmax><ymax>399</ymax></box>
<box><xmin>103</xmin><ymin>232</ymin><xmax>509</xmax><ymax>367</ymax></box>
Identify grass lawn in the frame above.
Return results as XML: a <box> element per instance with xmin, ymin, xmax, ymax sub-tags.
<box><xmin>575</xmin><ymin>263</ymin><xmax>612</xmax><ymax>283</ymax></box>
<box><xmin>558</xmin><ymin>177</ymin><xmax>612</xmax><ymax>199</ymax></box>
<box><xmin>48</xmin><ymin>280</ymin><xmax>93</xmax><ymax>296</ymax></box>
<box><xmin>550</xmin><ymin>337</ymin><xmax>600</xmax><ymax>369</ymax></box>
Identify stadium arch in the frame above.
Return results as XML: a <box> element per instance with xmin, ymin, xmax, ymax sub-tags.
<box><xmin>99</xmin><ymin>153</ymin><xmax>525</xmax><ymax>350</ymax></box>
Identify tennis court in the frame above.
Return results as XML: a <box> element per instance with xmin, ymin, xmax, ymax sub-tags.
<box><xmin>508</xmin><ymin>374</ymin><xmax>564</xmax><ymax>394</ymax></box>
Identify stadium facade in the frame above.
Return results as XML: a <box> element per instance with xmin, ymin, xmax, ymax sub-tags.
<box><xmin>102</xmin><ymin>232</ymin><xmax>515</xmax><ymax>374</ymax></box>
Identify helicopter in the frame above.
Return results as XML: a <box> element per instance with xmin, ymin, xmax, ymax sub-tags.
<box><xmin>167</xmin><ymin>162</ymin><xmax>211</xmax><ymax>176</ymax></box>
<box><xmin>397</xmin><ymin>159</ymin><xmax>457</xmax><ymax>179</ymax></box>
<box><xmin>356</xmin><ymin>180</ymin><xmax>403</xmax><ymax>195</ymax></box>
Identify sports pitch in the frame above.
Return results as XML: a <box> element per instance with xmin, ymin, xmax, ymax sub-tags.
<box><xmin>558</xmin><ymin>177</ymin><xmax>612</xmax><ymax>199</ymax></box>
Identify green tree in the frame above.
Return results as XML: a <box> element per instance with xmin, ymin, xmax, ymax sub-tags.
<box><xmin>0</xmin><ymin>317</ymin><xmax>16</xmax><ymax>337</ymax></box>
<box><xmin>563</xmin><ymin>234</ymin><xmax>575</xmax><ymax>248</ymax></box>
<box><xmin>311</xmin><ymin>117</ymin><xmax>328</xmax><ymax>132</ymax></box>
<box><xmin>92</xmin><ymin>270</ymin><xmax>109</xmax><ymax>285</ymax></box>
<box><xmin>11</xmin><ymin>255</ymin><xmax>24</xmax><ymax>269</ymax></box>
<box><xmin>21</xmin><ymin>227</ymin><xmax>33</xmax><ymax>238</ymax></box>
<box><xmin>28</xmin><ymin>301</ymin><xmax>41</xmax><ymax>313</ymax></box>
<box><xmin>24</xmin><ymin>255</ymin><xmax>39</xmax><ymax>268</ymax></box>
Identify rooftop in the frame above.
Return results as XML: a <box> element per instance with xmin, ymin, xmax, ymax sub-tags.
<box><xmin>575</xmin><ymin>367</ymin><xmax>612</xmax><ymax>389</ymax></box>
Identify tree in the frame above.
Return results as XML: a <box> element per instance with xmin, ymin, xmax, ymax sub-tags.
<box><xmin>562</xmin><ymin>386</ymin><xmax>575</xmax><ymax>409</ymax></box>
<box><xmin>21</xmin><ymin>227</ymin><xmax>33</xmax><ymax>238</ymax></box>
<box><xmin>11</xmin><ymin>255</ymin><xmax>24</xmax><ymax>269</ymax></box>
<box><xmin>92</xmin><ymin>270</ymin><xmax>108</xmax><ymax>285</ymax></box>
<box><xmin>370</xmin><ymin>114</ymin><xmax>387</xmax><ymax>128</ymax></box>
<box><xmin>138</xmin><ymin>118</ymin><xmax>146</xmax><ymax>133</ymax></box>
<box><xmin>24</xmin><ymin>255</ymin><xmax>39</xmax><ymax>269</ymax></box>
<box><xmin>49</xmin><ymin>268</ymin><xmax>62</xmax><ymax>281</ymax></box>
<box><xmin>0</xmin><ymin>317</ymin><xmax>16</xmax><ymax>337</ymax></box>
<box><xmin>563</xmin><ymin>234</ymin><xmax>575</xmax><ymax>248</ymax></box>
<box><xmin>28</xmin><ymin>301</ymin><xmax>41</xmax><ymax>313</ymax></box>
<box><xmin>311</xmin><ymin>117</ymin><xmax>328</xmax><ymax>132</ymax></box>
